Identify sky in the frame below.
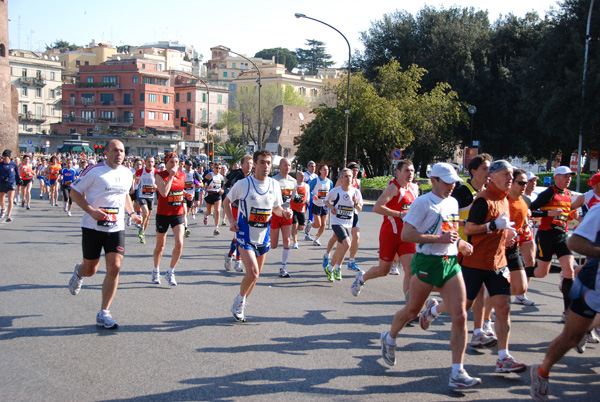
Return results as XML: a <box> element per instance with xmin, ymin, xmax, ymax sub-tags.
<box><xmin>7</xmin><ymin>0</ymin><xmax>561</xmax><ymax>68</ymax></box>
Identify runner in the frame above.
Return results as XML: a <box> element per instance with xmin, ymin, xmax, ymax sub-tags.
<box><xmin>303</xmin><ymin>161</ymin><xmax>318</xmax><ymax>240</ymax></box>
<box><xmin>195</xmin><ymin>163</ymin><xmax>205</xmax><ymax>214</ymax></box>
<box><xmin>530</xmin><ymin>203</ymin><xmax>600</xmax><ymax>401</ymax></box>
<box><xmin>291</xmin><ymin>170</ymin><xmax>310</xmax><ymax>249</ymax></box>
<box><xmin>378</xmin><ymin>163</ymin><xmax>481</xmax><ymax>389</ymax></box>
<box><xmin>36</xmin><ymin>157</ymin><xmax>48</xmax><ymax>200</ymax></box>
<box><xmin>350</xmin><ymin>160</ymin><xmax>418</xmax><ymax>298</ymax></box>
<box><xmin>323</xmin><ymin>168</ymin><xmax>363</xmax><ymax>282</ymax></box>
<box><xmin>571</xmin><ymin>172</ymin><xmax>600</xmax><ymax>217</ymax></box>
<box><xmin>60</xmin><ymin>158</ymin><xmax>79</xmax><ymax>216</ymax></box>
<box><xmin>270</xmin><ymin>158</ymin><xmax>296</xmax><ymax>278</ymax></box>
<box><xmin>306</xmin><ymin>164</ymin><xmax>333</xmax><ymax>246</ymax></box>
<box><xmin>45</xmin><ymin>155</ymin><xmax>62</xmax><ymax>207</ymax></box>
<box><xmin>128</xmin><ymin>158</ymin><xmax>143</xmax><ymax>227</ymax></box>
<box><xmin>182</xmin><ymin>159</ymin><xmax>201</xmax><ymax>238</ymax></box>
<box><xmin>204</xmin><ymin>161</ymin><xmax>224</xmax><ymax>235</ymax></box>
<box><xmin>152</xmin><ymin>152</ymin><xmax>187</xmax><ymax>286</ymax></box>
<box><xmin>18</xmin><ymin>154</ymin><xmax>34</xmax><ymax>210</ymax></box>
<box><xmin>223</xmin><ymin>150</ymin><xmax>291</xmax><ymax>322</ymax></box>
<box><xmin>0</xmin><ymin>150</ymin><xmax>21</xmax><ymax>222</ymax></box>
<box><xmin>67</xmin><ymin>140</ymin><xmax>141</xmax><ymax>328</ymax></box>
<box><xmin>135</xmin><ymin>156</ymin><xmax>157</xmax><ymax>244</ymax></box>
<box><xmin>223</xmin><ymin>155</ymin><xmax>253</xmax><ymax>272</ymax></box>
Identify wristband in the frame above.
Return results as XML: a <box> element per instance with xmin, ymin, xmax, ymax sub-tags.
<box><xmin>486</xmin><ymin>220</ymin><xmax>497</xmax><ymax>233</ymax></box>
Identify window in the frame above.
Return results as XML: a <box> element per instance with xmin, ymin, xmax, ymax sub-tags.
<box><xmin>100</xmin><ymin>93</ymin><xmax>114</xmax><ymax>105</ymax></box>
<box><xmin>186</xmin><ymin>109</ymin><xmax>191</xmax><ymax>118</ymax></box>
<box><xmin>81</xmin><ymin>110</ymin><xmax>95</xmax><ymax>121</ymax></box>
<box><xmin>202</xmin><ymin>110</ymin><xmax>207</xmax><ymax>121</ymax></box>
<box><xmin>187</xmin><ymin>92</ymin><xmax>191</xmax><ymax>101</ymax></box>
<box><xmin>232</xmin><ymin>62</ymin><xmax>236</xmax><ymax>68</ymax></box>
<box><xmin>202</xmin><ymin>93</ymin><xmax>206</xmax><ymax>103</ymax></box>
<box><xmin>299</xmin><ymin>87</ymin><xmax>306</xmax><ymax>95</ymax></box>
<box><xmin>140</xmin><ymin>111</ymin><xmax>145</xmax><ymax>119</ymax></box>
<box><xmin>76</xmin><ymin>60</ymin><xmax>81</xmax><ymax>66</ymax></box>
<box><xmin>101</xmin><ymin>111</ymin><xmax>114</xmax><ymax>119</ymax></box>
<box><xmin>22</xmin><ymin>105</ymin><xmax>28</xmax><ymax>114</ymax></box>
<box><xmin>217</xmin><ymin>111</ymin><xmax>222</xmax><ymax>122</ymax></box>
<box><xmin>175</xmin><ymin>110</ymin><xmax>180</xmax><ymax>118</ymax></box>
<box><xmin>231</xmin><ymin>72</ymin><xmax>235</xmax><ymax>78</ymax></box>
<box><xmin>163</xmin><ymin>95</ymin><xmax>170</xmax><ymax>104</ymax></box>
<box><xmin>217</xmin><ymin>94</ymin><xmax>222</xmax><ymax>104</ymax></box>
<box><xmin>21</xmin><ymin>87</ymin><xmax>27</xmax><ymax>96</ymax></box>
<box><xmin>0</xmin><ymin>44</ymin><xmax>5</xmax><ymax>57</ymax></box>
<box><xmin>84</xmin><ymin>61</ymin><xmax>89</xmax><ymax>66</ymax></box>
<box><xmin>148</xmin><ymin>111</ymin><xmax>156</xmax><ymax>120</ymax></box>
<box><xmin>87</xmin><ymin>76</ymin><xmax>94</xmax><ymax>83</ymax></box>
<box><xmin>102</xmin><ymin>76</ymin><xmax>117</xmax><ymax>83</ymax></box>
<box><xmin>140</xmin><ymin>93</ymin><xmax>145</xmax><ymax>102</ymax></box>
<box><xmin>142</xmin><ymin>76</ymin><xmax>155</xmax><ymax>84</ymax></box>
<box><xmin>36</xmin><ymin>88</ymin><xmax>42</xmax><ymax>98</ymax></box>
<box><xmin>50</xmin><ymin>89</ymin><xmax>55</xmax><ymax>98</ymax></box>
<box><xmin>229</xmin><ymin>84</ymin><xmax>236</xmax><ymax>91</ymax></box>
<box><xmin>148</xmin><ymin>94</ymin><xmax>157</xmax><ymax>102</ymax></box>
<box><xmin>132</xmin><ymin>75</ymin><xmax>138</xmax><ymax>84</ymax></box>
<box><xmin>22</xmin><ymin>68</ymin><xmax>27</xmax><ymax>77</ymax></box>
<box><xmin>156</xmin><ymin>78</ymin><xmax>168</xmax><ymax>86</ymax></box>
<box><xmin>162</xmin><ymin>113</ymin><xmax>170</xmax><ymax>121</ymax></box>
<box><xmin>50</xmin><ymin>72</ymin><xmax>55</xmax><ymax>80</ymax></box>
<box><xmin>70</xmin><ymin>94</ymin><xmax>75</xmax><ymax>105</ymax></box>
<box><xmin>223</xmin><ymin>72</ymin><xmax>228</xmax><ymax>78</ymax></box>
<box><xmin>175</xmin><ymin>93</ymin><xmax>180</xmax><ymax>102</ymax></box>
<box><xmin>36</xmin><ymin>70</ymin><xmax>42</xmax><ymax>79</ymax></box>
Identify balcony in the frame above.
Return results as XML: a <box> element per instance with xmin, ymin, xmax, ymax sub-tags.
<box><xmin>19</xmin><ymin>112</ymin><xmax>46</xmax><ymax>122</ymax></box>
<box><xmin>19</xmin><ymin>77</ymin><xmax>46</xmax><ymax>86</ymax></box>
<box><xmin>76</xmin><ymin>82</ymin><xmax>120</xmax><ymax>89</ymax></box>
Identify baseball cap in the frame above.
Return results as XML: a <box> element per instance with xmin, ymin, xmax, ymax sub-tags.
<box><xmin>554</xmin><ymin>166</ymin><xmax>575</xmax><ymax>176</ymax></box>
<box><xmin>185</xmin><ymin>159</ymin><xmax>193</xmax><ymax>165</ymax></box>
<box><xmin>526</xmin><ymin>172</ymin><xmax>539</xmax><ymax>181</ymax></box>
<box><xmin>588</xmin><ymin>173</ymin><xmax>600</xmax><ymax>186</ymax></box>
<box><xmin>430</xmin><ymin>163</ymin><xmax>463</xmax><ymax>184</ymax></box>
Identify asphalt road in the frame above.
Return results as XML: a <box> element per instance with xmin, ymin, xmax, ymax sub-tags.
<box><xmin>1</xmin><ymin>189</ymin><xmax>598</xmax><ymax>402</ymax></box>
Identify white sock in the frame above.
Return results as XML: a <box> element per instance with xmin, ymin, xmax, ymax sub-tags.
<box><xmin>282</xmin><ymin>248</ymin><xmax>291</xmax><ymax>265</ymax></box>
<box><xmin>334</xmin><ymin>264</ymin><xmax>340</xmax><ymax>271</ymax></box>
<box><xmin>386</xmin><ymin>333</ymin><xmax>397</xmax><ymax>346</ymax></box>
<box><xmin>153</xmin><ymin>268</ymin><xmax>159</xmax><ymax>273</ymax></box>
<box><xmin>167</xmin><ymin>268</ymin><xmax>174</xmax><ymax>274</ymax></box>
<box><xmin>324</xmin><ymin>252</ymin><xmax>330</xmax><ymax>259</ymax></box>
<box><xmin>473</xmin><ymin>328</ymin><xmax>482</xmax><ymax>336</ymax></box>
<box><xmin>498</xmin><ymin>349</ymin><xmax>510</xmax><ymax>360</ymax></box>
<box><xmin>101</xmin><ymin>309</ymin><xmax>110</xmax><ymax>315</ymax></box>
<box><xmin>451</xmin><ymin>363</ymin><xmax>464</xmax><ymax>378</ymax></box>
<box><xmin>349</xmin><ymin>258</ymin><xmax>355</xmax><ymax>263</ymax></box>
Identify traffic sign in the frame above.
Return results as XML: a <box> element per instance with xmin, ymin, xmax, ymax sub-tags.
<box><xmin>392</xmin><ymin>149</ymin><xmax>402</xmax><ymax>160</ymax></box>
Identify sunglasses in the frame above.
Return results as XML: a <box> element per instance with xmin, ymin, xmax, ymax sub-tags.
<box><xmin>515</xmin><ymin>181</ymin><xmax>528</xmax><ymax>186</ymax></box>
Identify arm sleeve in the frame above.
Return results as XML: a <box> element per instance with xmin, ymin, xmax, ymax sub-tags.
<box><xmin>467</xmin><ymin>197</ymin><xmax>489</xmax><ymax>224</ymax></box>
<box><xmin>529</xmin><ymin>187</ymin><xmax>554</xmax><ymax>217</ymax></box>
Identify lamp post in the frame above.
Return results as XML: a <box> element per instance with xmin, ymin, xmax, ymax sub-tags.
<box><xmin>576</xmin><ymin>0</ymin><xmax>595</xmax><ymax>192</ymax></box>
<box><xmin>217</xmin><ymin>46</ymin><xmax>262</xmax><ymax>149</ymax></box>
<box><xmin>295</xmin><ymin>13</ymin><xmax>351</xmax><ymax>166</ymax></box>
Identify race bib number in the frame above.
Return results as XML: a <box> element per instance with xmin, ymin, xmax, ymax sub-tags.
<box><xmin>168</xmin><ymin>190</ymin><xmax>184</xmax><ymax>206</ymax></box>
<box><xmin>248</xmin><ymin>207</ymin><xmax>271</xmax><ymax>228</ymax></box>
<box><xmin>293</xmin><ymin>193</ymin><xmax>305</xmax><ymax>203</ymax></box>
<box><xmin>551</xmin><ymin>212</ymin><xmax>568</xmax><ymax>231</ymax></box>
<box><xmin>317</xmin><ymin>189</ymin><xmax>328</xmax><ymax>199</ymax></box>
<box><xmin>336</xmin><ymin>205</ymin><xmax>354</xmax><ymax>220</ymax></box>
<box><xmin>97</xmin><ymin>207</ymin><xmax>119</xmax><ymax>227</ymax></box>
<box><xmin>142</xmin><ymin>185</ymin><xmax>154</xmax><ymax>195</ymax></box>
<box><xmin>184</xmin><ymin>181</ymin><xmax>194</xmax><ymax>190</ymax></box>
<box><xmin>441</xmin><ymin>221</ymin><xmax>459</xmax><ymax>232</ymax></box>
<box><xmin>281</xmin><ymin>187</ymin><xmax>293</xmax><ymax>203</ymax></box>
<box><xmin>64</xmin><ymin>180</ymin><xmax>73</xmax><ymax>186</ymax></box>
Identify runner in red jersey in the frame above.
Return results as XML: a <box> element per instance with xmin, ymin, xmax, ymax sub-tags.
<box><xmin>18</xmin><ymin>155</ymin><xmax>35</xmax><ymax>209</ymax></box>
<box><xmin>151</xmin><ymin>152</ymin><xmax>187</xmax><ymax>286</ymax></box>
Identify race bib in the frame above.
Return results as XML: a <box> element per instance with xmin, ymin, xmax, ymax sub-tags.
<box><xmin>168</xmin><ymin>190</ymin><xmax>184</xmax><ymax>206</ymax></box>
<box><xmin>248</xmin><ymin>207</ymin><xmax>271</xmax><ymax>228</ymax></box>
<box><xmin>317</xmin><ymin>189</ymin><xmax>328</xmax><ymax>199</ymax></box>
<box><xmin>97</xmin><ymin>207</ymin><xmax>119</xmax><ymax>227</ymax></box>
<box><xmin>281</xmin><ymin>187</ymin><xmax>293</xmax><ymax>203</ymax></box>
<box><xmin>551</xmin><ymin>212</ymin><xmax>569</xmax><ymax>231</ymax></box>
<box><xmin>336</xmin><ymin>205</ymin><xmax>354</xmax><ymax>220</ymax></box>
<box><xmin>142</xmin><ymin>185</ymin><xmax>154</xmax><ymax>195</ymax></box>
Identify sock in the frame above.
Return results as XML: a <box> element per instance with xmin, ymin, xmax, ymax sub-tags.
<box><xmin>451</xmin><ymin>363</ymin><xmax>464</xmax><ymax>378</ymax></box>
<box><xmin>538</xmin><ymin>365</ymin><xmax>549</xmax><ymax>378</ymax></box>
<box><xmin>167</xmin><ymin>268</ymin><xmax>174</xmax><ymax>274</ymax></box>
<box><xmin>324</xmin><ymin>252</ymin><xmax>330</xmax><ymax>259</ymax></box>
<box><xmin>282</xmin><ymin>248</ymin><xmax>291</xmax><ymax>265</ymax></box>
<box><xmin>473</xmin><ymin>328</ymin><xmax>482</xmax><ymax>336</ymax></box>
<box><xmin>525</xmin><ymin>266</ymin><xmax>536</xmax><ymax>278</ymax></box>
<box><xmin>334</xmin><ymin>264</ymin><xmax>340</xmax><ymax>271</ymax></box>
<box><xmin>101</xmin><ymin>309</ymin><xmax>110</xmax><ymax>315</ymax></box>
<box><xmin>349</xmin><ymin>258</ymin><xmax>355</xmax><ymax>263</ymax></box>
<box><xmin>386</xmin><ymin>333</ymin><xmax>397</xmax><ymax>346</ymax></box>
<box><xmin>431</xmin><ymin>305</ymin><xmax>439</xmax><ymax>317</ymax></box>
<box><xmin>562</xmin><ymin>278</ymin><xmax>573</xmax><ymax>311</ymax></box>
<box><xmin>498</xmin><ymin>349</ymin><xmax>510</xmax><ymax>360</ymax></box>
<box><xmin>236</xmin><ymin>294</ymin><xmax>246</xmax><ymax>303</ymax></box>
<box><xmin>153</xmin><ymin>268</ymin><xmax>159</xmax><ymax>273</ymax></box>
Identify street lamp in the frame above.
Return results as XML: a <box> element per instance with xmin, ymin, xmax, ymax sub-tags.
<box><xmin>295</xmin><ymin>13</ymin><xmax>351</xmax><ymax>166</ymax></box>
<box><xmin>576</xmin><ymin>0</ymin><xmax>595</xmax><ymax>192</ymax></box>
<box><xmin>217</xmin><ymin>46</ymin><xmax>262</xmax><ymax>149</ymax></box>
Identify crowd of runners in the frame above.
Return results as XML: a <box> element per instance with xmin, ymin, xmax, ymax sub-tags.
<box><xmin>2</xmin><ymin>143</ymin><xmax>599</xmax><ymax>401</ymax></box>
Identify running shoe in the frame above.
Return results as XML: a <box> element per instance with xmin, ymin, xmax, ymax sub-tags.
<box><xmin>470</xmin><ymin>332</ymin><xmax>498</xmax><ymax>348</ymax></box>
<box><xmin>139</xmin><ymin>233</ymin><xmax>145</xmax><ymax>244</ymax></box>
<box><xmin>151</xmin><ymin>271</ymin><xmax>161</xmax><ymax>284</ymax></box>
<box><xmin>419</xmin><ymin>298</ymin><xmax>439</xmax><ymax>330</ymax></box>
<box><xmin>26</xmin><ymin>205</ymin><xmax>30</xmax><ymax>210</ymax></box>
<box><xmin>483</xmin><ymin>320</ymin><xmax>495</xmax><ymax>337</ymax></box>
<box><xmin>322</xmin><ymin>254</ymin><xmax>330</xmax><ymax>269</ymax></box>
<box><xmin>350</xmin><ymin>270</ymin><xmax>365</xmax><ymax>296</ymax></box>
<box><xmin>0</xmin><ymin>209</ymin><xmax>5</xmax><ymax>218</ymax></box>
<box><xmin>5</xmin><ymin>216</ymin><xmax>12</xmax><ymax>223</ymax></box>
<box><xmin>495</xmin><ymin>355</ymin><xmax>526</xmax><ymax>373</ymax></box>
<box><xmin>304</xmin><ymin>234</ymin><xmax>313</xmax><ymax>241</ymax></box>
<box><xmin>192</xmin><ymin>214</ymin><xmax>196</xmax><ymax>220</ymax></box>
<box><xmin>197</xmin><ymin>208</ymin><xmax>204</xmax><ymax>214</ymax></box>
<box><xmin>389</xmin><ymin>264</ymin><xmax>400</xmax><ymax>275</ymax></box>
<box><xmin>279</xmin><ymin>266</ymin><xmax>290</xmax><ymax>278</ymax></box>
<box><xmin>594</xmin><ymin>326</ymin><xmax>600</xmax><ymax>340</ymax></box>
<box><xmin>67</xmin><ymin>211</ymin><xmax>72</xmax><ymax>217</ymax></box>
<box><xmin>68</xmin><ymin>264</ymin><xmax>83</xmax><ymax>295</ymax></box>
<box><xmin>515</xmin><ymin>294</ymin><xmax>535</xmax><ymax>306</ymax></box>
<box><xmin>138</xmin><ymin>227</ymin><xmax>143</xmax><ymax>238</ymax></box>
<box><xmin>380</xmin><ymin>331</ymin><xmax>396</xmax><ymax>366</ymax></box>
<box><xmin>224</xmin><ymin>253</ymin><xmax>234</xmax><ymax>271</ymax></box>
<box><xmin>530</xmin><ymin>365</ymin><xmax>549</xmax><ymax>402</ymax></box>
<box><xmin>313</xmin><ymin>238</ymin><xmax>321</xmax><ymax>246</ymax></box>
<box><xmin>304</xmin><ymin>223</ymin><xmax>312</xmax><ymax>234</ymax></box>
<box><xmin>292</xmin><ymin>242</ymin><xmax>299</xmax><ymax>249</ymax></box>
<box><xmin>231</xmin><ymin>296</ymin><xmax>246</xmax><ymax>322</ymax></box>
<box><xmin>63</xmin><ymin>204</ymin><xmax>67</xmax><ymax>212</ymax></box>
<box><xmin>21</xmin><ymin>201</ymin><xmax>25</xmax><ymax>208</ymax></box>
<box><xmin>347</xmin><ymin>261</ymin><xmax>361</xmax><ymax>271</ymax></box>
<box><xmin>96</xmin><ymin>311</ymin><xmax>119</xmax><ymax>329</ymax></box>
<box><xmin>222</xmin><ymin>220</ymin><xmax>227</xmax><ymax>226</ymax></box>
<box><xmin>213</xmin><ymin>228</ymin><xmax>220</xmax><ymax>236</ymax></box>
<box><xmin>165</xmin><ymin>271</ymin><xmax>177</xmax><ymax>286</ymax></box>
<box><xmin>234</xmin><ymin>259</ymin><xmax>244</xmax><ymax>272</ymax></box>
<box><xmin>54</xmin><ymin>202</ymin><xmax>58</xmax><ymax>207</ymax></box>
<box><xmin>587</xmin><ymin>329</ymin><xmax>600</xmax><ymax>344</ymax></box>
<box><xmin>576</xmin><ymin>334</ymin><xmax>587</xmax><ymax>354</ymax></box>
<box><xmin>449</xmin><ymin>369</ymin><xmax>482</xmax><ymax>389</ymax></box>
<box><xmin>333</xmin><ymin>267</ymin><xmax>342</xmax><ymax>281</ymax></box>
<box><xmin>184</xmin><ymin>228</ymin><xmax>191</xmax><ymax>238</ymax></box>
<box><xmin>324</xmin><ymin>265</ymin><xmax>334</xmax><ymax>282</ymax></box>
<box><xmin>203</xmin><ymin>214</ymin><xmax>208</xmax><ymax>225</ymax></box>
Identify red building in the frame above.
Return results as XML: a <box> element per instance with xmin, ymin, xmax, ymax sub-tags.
<box><xmin>56</xmin><ymin>59</ymin><xmax>180</xmax><ymax>139</ymax></box>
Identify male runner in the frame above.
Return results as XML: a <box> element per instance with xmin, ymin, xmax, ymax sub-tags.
<box><xmin>379</xmin><ymin>163</ymin><xmax>481</xmax><ymax>389</ymax></box>
<box><xmin>224</xmin><ymin>150</ymin><xmax>291</xmax><ymax>322</ymax></box>
<box><xmin>306</xmin><ymin>164</ymin><xmax>333</xmax><ymax>246</ymax></box>
<box><xmin>182</xmin><ymin>159</ymin><xmax>201</xmax><ymax>237</ymax></box>
<box><xmin>135</xmin><ymin>156</ymin><xmax>157</xmax><ymax>244</ymax></box>
<box><xmin>270</xmin><ymin>158</ymin><xmax>296</xmax><ymax>278</ymax></box>
<box><xmin>68</xmin><ymin>140</ymin><xmax>141</xmax><ymax>328</ymax></box>
<box><xmin>303</xmin><ymin>161</ymin><xmax>318</xmax><ymax>240</ymax></box>
<box><xmin>291</xmin><ymin>170</ymin><xmax>310</xmax><ymax>249</ymax></box>
<box><xmin>60</xmin><ymin>158</ymin><xmax>79</xmax><ymax>216</ymax></box>
<box><xmin>0</xmin><ymin>149</ymin><xmax>21</xmax><ymax>222</ymax></box>
<box><xmin>204</xmin><ymin>161</ymin><xmax>224</xmax><ymax>235</ymax></box>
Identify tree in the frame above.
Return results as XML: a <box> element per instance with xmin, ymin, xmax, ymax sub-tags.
<box><xmin>117</xmin><ymin>45</ymin><xmax>131</xmax><ymax>54</ymax></box>
<box><xmin>215</xmin><ymin>142</ymin><xmax>247</xmax><ymax>165</ymax></box>
<box><xmin>45</xmin><ymin>39</ymin><xmax>78</xmax><ymax>53</ymax></box>
<box><xmin>221</xmin><ymin>110</ymin><xmax>243</xmax><ymax>145</ymax></box>
<box><xmin>295</xmin><ymin>39</ymin><xmax>335</xmax><ymax>75</ymax></box>
<box><xmin>254</xmin><ymin>48</ymin><xmax>298</xmax><ymax>71</ymax></box>
<box><xmin>234</xmin><ymin>84</ymin><xmax>307</xmax><ymax>150</ymax></box>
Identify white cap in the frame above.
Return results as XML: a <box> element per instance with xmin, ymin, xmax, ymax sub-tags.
<box><xmin>430</xmin><ymin>163</ymin><xmax>463</xmax><ymax>184</ymax></box>
<box><xmin>526</xmin><ymin>172</ymin><xmax>539</xmax><ymax>181</ymax></box>
<box><xmin>554</xmin><ymin>166</ymin><xmax>575</xmax><ymax>176</ymax></box>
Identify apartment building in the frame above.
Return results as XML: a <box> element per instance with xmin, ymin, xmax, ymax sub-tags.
<box><xmin>9</xmin><ymin>49</ymin><xmax>63</xmax><ymax>135</ymax></box>
<box><xmin>52</xmin><ymin>41</ymin><xmax>117</xmax><ymax>83</ymax></box>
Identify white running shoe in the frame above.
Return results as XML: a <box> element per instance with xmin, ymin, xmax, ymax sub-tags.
<box><xmin>96</xmin><ymin>311</ymin><xmax>118</xmax><ymax>329</ymax></box>
<box><xmin>292</xmin><ymin>242</ymin><xmax>299</xmax><ymax>249</ymax></box>
<box><xmin>449</xmin><ymin>370</ymin><xmax>482</xmax><ymax>389</ymax></box>
<box><xmin>67</xmin><ymin>211</ymin><xmax>72</xmax><ymax>217</ymax></box>
<box><xmin>224</xmin><ymin>253</ymin><xmax>234</xmax><ymax>271</ymax></box>
<box><xmin>350</xmin><ymin>270</ymin><xmax>365</xmax><ymax>297</ymax></box>
<box><xmin>419</xmin><ymin>299</ymin><xmax>439</xmax><ymax>330</ymax></box>
<box><xmin>279</xmin><ymin>266</ymin><xmax>290</xmax><ymax>278</ymax></box>
<box><xmin>231</xmin><ymin>296</ymin><xmax>247</xmax><ymax>322</ymax></box>
<box><xmin>587</xmin><ymin>329</ymin><xmax>600</xmax><ymax>344</ymax></box>
<box><xmin>515</xmin><ymin>294</ymin><xmax>535</xmax><ymax>306</ymax></box>
<box><xmin>151</xmin><ymin>271</ymin><xmax>161</xmax><ymax>284</ymax></box>
<box><xmin>165</xmin><ymin>271</ymin><xmax>177</xmax><ymax>286</ymax></box>
<box><xmin>389</xmin><ymin>264</ymin><xmax>400</xmax><ymax>275</ymax></box>
<box><xmin>380</xmin><ymin>331</ymin><xmax>396</xmax><ymax>366</ymax></box>
<box><xmin>530</xmin><ymin>365</ymin><xmax>549</xmax><ymax>402</ymax></box>
<box><xmin>313</xmin><ymin>238</ymin><xmax>321</xmax><ymax>246</ymax></box>
<box><xmin>68</xmin><ymin>264</ymin><xmax>83</xmax><ymax>295</ymax></box>
<box><xmin>234</xmin><ymin>259</ymin><xmax>244</xmax><ymax>272</ymax></box>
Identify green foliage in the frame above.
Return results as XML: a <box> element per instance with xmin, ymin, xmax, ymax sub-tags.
<box><xmin>295</xmin><ymin>39</ymin><xmax>335</xmax><ymax>75</ymax></box>
<box><xmin>361</xmin><ymin>175</ymin><xmax>394</xmax><ymax>189</ymax></box>
<box><xmin>254</xmin><ymin>48</ymin><xmax>298</xmax><ymax>71</ymax></box>
<box><xmin>215</xmin><ymin>142</ymin><xmax>247</xmax><ymax>165</ymax></box>
<box><xmin>45</xmin><ymin>39</ymin><xmax>78</xmax><ymax>52</ymax></box>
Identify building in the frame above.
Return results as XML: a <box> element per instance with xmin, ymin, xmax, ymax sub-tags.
<box><xmin>52</xmin><ymin>40</ymin><xmax>117</xmax><ymax>83</ymax></box>
<box><xmin>9</xmin><ymin>49</ymin><xmax>63</xmax><ymax>135</ymax></box>
<box><xmin>0</xmin><ymin>0</ymin><xmax>18</xmax><ymax>154</ymax></box>
<box><xmin>55</xmin><ymin>58</ymin><xmax>180</xmax><ymax>144</ymax></box>
<box><xmin>171</xmin><ymin>71</ymin><xmax>229</xmax><ymax>155</ymax></box>
<box><xmin>265</xmin><ymin>105</ymin><xmax>315</xmax><ymax>157</ymax></box>
<box><xmin>115</xmin><ymin>46</ymin><xmax>193</xmax><ymax>74</ymax></box>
